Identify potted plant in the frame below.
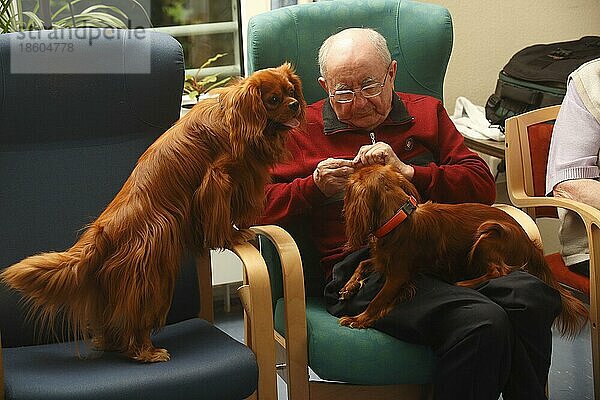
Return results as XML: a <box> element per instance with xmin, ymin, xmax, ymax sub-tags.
<box><xmin>181</xmin><ymin>52</ymin><xmax>235</xmax><ymax>114</ymax></box>
<box><xmin>1</xmin><ymin>0</ymin><xmax>149</xmax><ymax>33</ymax></box>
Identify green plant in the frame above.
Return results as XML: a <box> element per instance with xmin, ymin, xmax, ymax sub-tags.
<box><xmin>1</xmin><ymin>0</ymin><xmax>151</xmax><ymax>33</ymax></box>
<box><xmin>183</xmin><ymin>53</ymin><xmax>233</xmax><ymax>100</ymax></box>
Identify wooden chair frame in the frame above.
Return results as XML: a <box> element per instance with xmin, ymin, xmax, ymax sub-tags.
<box><xmin>248</xmin><ymin>213</ymin><xmax>543</xmax><ymax>400</ymax></box>
<box><xmin>0</xmin><ymin>245</ymin><xmax>277</xmax><ymax>400</ymax></box>
<box><xmin>505</xmin><ymin>105</ymin><xmax>600</xmax><ymax>398</ymax></box>
<box><xmin>249</xmin><ymin>225</ymin><xmax>427</xmax><ymax>400</ymax></box>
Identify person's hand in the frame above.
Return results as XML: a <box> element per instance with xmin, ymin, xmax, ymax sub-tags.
<box><xmin>313</xmin><ymin>158</ymin><xmax>355</xmax><ymax>198</ymax></box>
<box><xmin>352</xmin><ymin>142</ymin><xmax>414</xmax><ymax>179</ymax></box>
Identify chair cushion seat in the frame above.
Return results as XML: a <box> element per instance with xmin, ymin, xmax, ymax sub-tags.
<box><xmin>3</xmin><ymin>318</ymin><xmax>257</xmax><ymax>400</ymax></box>
<box><xmin>274</xmin><ymin>297</ymin><xmax>435</xmax><ymax>385</ymax></box>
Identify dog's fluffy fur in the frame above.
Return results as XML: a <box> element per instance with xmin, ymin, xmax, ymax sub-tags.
<box><xmin>1</xmin><ymin>63</ymin><xmax>305</xmax><ymax>362</ymax></box>
<box><xmin>339</xmin><ymin>164</ymin><xmax>588</xmax><ymax>338</ymax></box>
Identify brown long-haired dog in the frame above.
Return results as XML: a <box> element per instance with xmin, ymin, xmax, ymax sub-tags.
<box><xmin>0</xmin><ymin>63</ymin><xmax>305</xmax><ymax>362</ymax></box>
<box><xmin>339</xmin><ymin>164</ymin><xmax>588</xmax><ymax>338</ymax></box>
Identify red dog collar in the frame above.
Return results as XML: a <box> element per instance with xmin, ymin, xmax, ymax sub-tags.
<box><xmin>373</xmin><ymin>196</ymin><xmax>418</xmax><ymax>238</ymax></box>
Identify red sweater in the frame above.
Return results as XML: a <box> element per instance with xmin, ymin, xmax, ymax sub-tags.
<box><xmin>258</xmin><ymin>92</ymin><xmax>496</xmax><ymax>278</ymax></box>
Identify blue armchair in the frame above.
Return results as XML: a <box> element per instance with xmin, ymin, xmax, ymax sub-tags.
<box><xmin>0</xmin><ymin>29</ymin><xmax>275</xmax><ymax>400</ymax></box>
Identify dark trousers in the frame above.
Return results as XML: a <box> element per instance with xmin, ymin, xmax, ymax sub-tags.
<box><xmin>325</xmin><ymin>248</ymin><xmax>562</xmax><ymax>400</ymax></box>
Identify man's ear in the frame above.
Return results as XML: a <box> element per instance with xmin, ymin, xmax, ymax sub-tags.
<box><xmin>389</xmin><ymin>60</ymin><xmax>397</xmax><ymax>88</ymax></box>
<box><xmin>318</xmin><ymin>77</ymin><xmax>328</xmax><ymax>92</ymax></box>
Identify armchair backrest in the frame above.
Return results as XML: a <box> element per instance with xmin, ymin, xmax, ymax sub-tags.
<box><xmin>248</xmin><ymin>0</ymin><xmax>453</xmax><ymax>302</ymax></box>
<box><xmin>0</xmin><ymin>29</ymin><xmax>187</xmax><ymax>347</ymax></box>
<box><xmin>505</xmin><ymin>105</ymin><xmax>561</xmax><ymax>219</ymax></box>
<box><xmin>247</xmin><ymin>0</ymin><xmax>453</xmax><ymax>104</ymax></box>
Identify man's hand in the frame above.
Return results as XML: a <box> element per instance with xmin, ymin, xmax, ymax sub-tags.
<box><xmin>313</xmin><ymin>158</ymin><xmax>355</xmax><ymax>198</ymax></box>
<box><xmin>353</xmin><ymin>142</ymin><xmax>414</xmax><ymax>179</ymax></box>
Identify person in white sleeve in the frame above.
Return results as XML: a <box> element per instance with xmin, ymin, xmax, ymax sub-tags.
<box><xmin>546</xmin><ymin>57</ymin><xmax>600</xmax><ymax>276</ymax></box>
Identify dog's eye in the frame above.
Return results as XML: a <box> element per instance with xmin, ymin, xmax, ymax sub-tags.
<box><xmin>269</xmin><ymin>95</ymin><xmax>281</xmax><ymax>105</ymax></box>
<box><xmin>289</xmin><ymin>89</ymin><xmax>296</xmax><ymax>98</ymax></box>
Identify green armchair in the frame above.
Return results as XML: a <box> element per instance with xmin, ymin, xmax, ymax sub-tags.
<box><xmin>246</xmin><ymin>0</ymin><xmax>453</xmax><ymax>398</ymax></box>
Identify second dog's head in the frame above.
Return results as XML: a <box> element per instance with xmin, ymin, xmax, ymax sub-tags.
<box><xmin>219</xmin><ymin>62</ymin><xmax>306</xmax><ymax>159</ymax></box>
<box><xmin>343</xmin><ymin>164</ymin><xmax>421</xmax><ymax>249</ymax></box>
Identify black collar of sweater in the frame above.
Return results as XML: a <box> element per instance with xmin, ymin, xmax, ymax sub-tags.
<box><xmin>323</xmin><ymin>91</ymin><xmax>414</xmax><ymax>135</ymax></box>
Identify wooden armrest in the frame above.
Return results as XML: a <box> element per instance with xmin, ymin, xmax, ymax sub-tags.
<box><xmin>195</xmin><ymin>243</ymin><xmax>277</xmax><ymax>400</ymax></box>
<box><xmin>493</xmin><ymin>204</ymin><xmax>543</xmax><ymax>249</ymax></box>
<box><xmin>250</xmin><ymin>225</ymin><xmax>310</xmax><ymax>399</ymax></box>
<box><xmin>230</xmin><ymin>241</ymin><xmax>277</xmax><ymax>400</ymax></box>
<box><xmin>510</xmin><ymin>194</ymin><xmax>600</xmax><ymax>227</ymax></box>
<box><xmin>501</xmin><ymin>197</ymin><xmax>600</xmax><ymax>388</ymax></box>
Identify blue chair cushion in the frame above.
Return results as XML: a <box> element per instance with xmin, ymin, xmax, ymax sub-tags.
<box><xmin>274</xmin><ymin>297</ymin><xmax>435</xmax><ymax>385</ymax></box>
<box><xmin>3</xmin><ymin>319</ymin><xmax>258</xmax><ymax>400</ymax></box>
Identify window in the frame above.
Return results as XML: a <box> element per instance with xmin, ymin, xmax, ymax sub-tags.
<box><xmin>149</xmin><ymin>0</ymin><xmax>243</xmax><ymax>79</ymax></box>
<box><xmin>8</xmin><ymin>0</ymin><xmax>243</xmax><ymax>79</ymax></box>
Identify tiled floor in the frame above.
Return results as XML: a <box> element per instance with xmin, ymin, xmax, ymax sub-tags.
<box><xmin>214</xmin><ymin>178</ymin><xmax>594</xmax><ymax>400</ymax></box>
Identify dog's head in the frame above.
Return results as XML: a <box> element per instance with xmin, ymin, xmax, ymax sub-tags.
<box><xmin>220</xmin><ymin>62</ymin><xmax>306</xmax><ymax>159</ymax></box>
<box><xmin>344</xmin><ymin>164</ymin><xmax>421</xmax><ymax>249</ymax></box>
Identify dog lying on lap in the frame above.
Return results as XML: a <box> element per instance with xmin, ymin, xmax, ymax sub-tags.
<box><xmin>339</xmin><ymin>163</ymin><xmax>588</xmax><ymax>338</ymax></box>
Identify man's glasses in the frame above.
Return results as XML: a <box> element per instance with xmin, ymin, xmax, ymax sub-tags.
<box><xmin>328</xmin><ymin>63</ymin><xmax>392</xmax><ymax>104</ymax></box>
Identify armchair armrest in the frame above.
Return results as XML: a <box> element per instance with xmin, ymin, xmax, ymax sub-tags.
<box><xmin>503</xmin><ymin>196</ymin><xmax>600</xmax><ymax>392</ymax></box>
<box><xmin>231</xmin><ymin>241</ymin><xmax>277</xmax><ymax>400</ymax></box>
<box><xmin>196</xmin><ymin>243</ymin><xmax>278</xmax><ymax>400</ymax></box>
<box><xmin>250</xmin><ymin>225</ymin><xmax>310</xmax><ymax>400</ymax></box>
<box><xmin>493</xmin><ymin>204</ymin><xmax>543</xmax><ymax>249</ymax></box>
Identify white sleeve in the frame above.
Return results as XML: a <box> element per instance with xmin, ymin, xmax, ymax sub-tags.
<box><xmin>546</xmin><ymin>79</ymin><xmax>600</xmax><ymax>195</ymax></box>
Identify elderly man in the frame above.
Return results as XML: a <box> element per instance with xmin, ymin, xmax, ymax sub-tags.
<box><xmin>259</xmin><ymin>28</ymin><xmax>561</xmax><ymax>400</ymax></box>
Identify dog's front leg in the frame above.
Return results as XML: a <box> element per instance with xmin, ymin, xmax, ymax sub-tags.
<box><xmin>231</xmin><ymin>226</ymin><xmax>256</xmax><ymax>245</ymax></box>
<box><xmin>193</xmin><ymin>166</ymin><xmax>237</xmax><ymax>249</ymax></box>
<box><xmin>339</xmin><ymin>258</ymin><xmax>374</xmax><ymax>300</ymax></box>
<box><xmin>339</xmin><ymin>270</ymin><xmax>413</xmax><ymax>329</ymax></box>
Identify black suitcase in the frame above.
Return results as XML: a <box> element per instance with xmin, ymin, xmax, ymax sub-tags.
<box><xmin>486</xmin><ymin>36</ymin><xmax>600</xmax><ymax>127</ymax></box>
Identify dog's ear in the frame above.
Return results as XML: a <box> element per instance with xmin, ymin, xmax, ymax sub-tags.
<box><xmin>280</xmin><ymin>62</ymin><xmax>306</xmax><ymax>118</ymax></box>
<box><xmin>343</xmin><ymin>179</ymin><xmax>376</xmax><ymax>249</ymax></box>
<box><xmin>395</xmin><ymin>170</ymin><xmax>422</xmax><ymax>203</ymax></box>
<box><xmin>221</xmin><ymin>76</ymin><xmax>268</xmax><ymax>158</ymax></box>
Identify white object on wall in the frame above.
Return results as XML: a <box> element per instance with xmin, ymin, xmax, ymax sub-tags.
<box><xmin>211</xmin><ymin>249</ymin><xmax>243</xmax><ymax>286</ymax></box>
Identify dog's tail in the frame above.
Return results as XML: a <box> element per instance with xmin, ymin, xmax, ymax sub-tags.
<box><xmin>528</xmin><ymin>248</ymin><xmax>589</xmax><ymax>339</ymax></box>
<box><xmin>0</xmin><ymin>224</ymin><xmax>110</xmax><ymax>340</ymax></box>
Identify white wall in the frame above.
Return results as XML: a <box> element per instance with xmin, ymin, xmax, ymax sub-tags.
<box><xmin>425</xmin><ymin>0</ymin><xmax>600</xmax><ymax>110</ymax></box>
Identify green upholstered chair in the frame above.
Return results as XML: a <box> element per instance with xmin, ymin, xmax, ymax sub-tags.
<box><xmin>247</xmin><ymin>0</ymin><xmax>453</xmax><ymax>105</ymax></box>
<box><xmin>246</xmin><ymin>0</ymin><xmax>453</xmax><ymax>398</ymax></box>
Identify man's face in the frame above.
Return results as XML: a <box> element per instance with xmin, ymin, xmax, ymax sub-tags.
<box><xmin>320</xmin><ymin>52</ymin><xmax>396</xmax><ymax>131</ymax></box>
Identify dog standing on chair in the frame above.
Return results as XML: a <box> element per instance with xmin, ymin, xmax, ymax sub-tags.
<box><xmin>339</xmin><ymin>163</ymin><xmax>588</xmax><ymax>338</ymax></box>
<box><xmin>1</xmin><ymin>63</ymin><xmax>305</xmax><ymax>362</ymax></box>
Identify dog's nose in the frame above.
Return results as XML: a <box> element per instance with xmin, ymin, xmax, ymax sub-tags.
<box><xmin>288</xmin><ymin>100</ymin><xmax>299</xmax><ymax>112</ymax></box>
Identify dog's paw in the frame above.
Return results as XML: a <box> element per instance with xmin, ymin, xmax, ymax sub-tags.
<box><xmin>339</xmin><ymin>315</ymin><xmax>374</xmax><ymax>329</ymax></box>
<box><xmin>132</xmin><ymin>347</ymin><xmax>171</xmax><ymax>363</ymax></box>
<box><xmin>231</xmin><ymin>228</ymin><xmax>256</xmax><ymax>245</ymax></box>
<box><xmin>338</xmin><ymin>279</ymin><xmax>365</xmax><ymax>300</ymax></box>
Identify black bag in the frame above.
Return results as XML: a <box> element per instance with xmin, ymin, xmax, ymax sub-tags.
<box><xmin>485</xmin><ymin>36</ymin><xmax>600</xmax><ymax>127</ymax></box>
